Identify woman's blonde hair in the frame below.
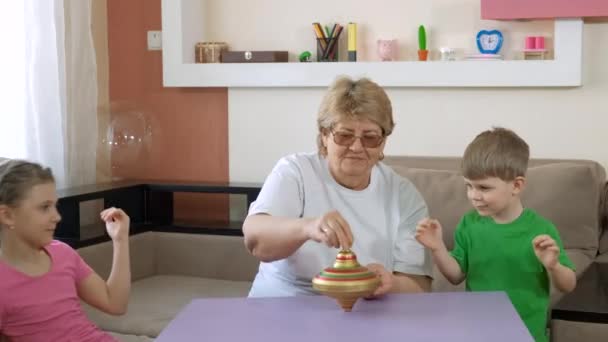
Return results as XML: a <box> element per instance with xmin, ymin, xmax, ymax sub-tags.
<box><xmin>316</xmin><ymin>76</ymin><xmax>395</xmax><ymax>155</ymax></box>
<box><xmin>0</xmin><ymin>159</ymin><xmax>55</xmax><ymax>207</ymax></box>
<box><xmin>461</xmin><ymin>127</ymin><xmax>530</xmax><ymax>181</ymax></box>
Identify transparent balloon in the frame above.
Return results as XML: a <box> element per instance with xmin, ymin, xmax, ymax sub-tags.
<box><xmin>102</xmin><ymin>108</ymin><xmax>153</xmax><ymax>177</ymax></box>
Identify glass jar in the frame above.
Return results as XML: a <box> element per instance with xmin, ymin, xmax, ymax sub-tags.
<box><xmin>440</xmin><ymin>47</ymin><xmax>456</xmax><ymax>61</ymax></box>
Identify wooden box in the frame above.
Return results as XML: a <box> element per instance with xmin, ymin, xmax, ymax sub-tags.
<box><xmin>221</xmin><ymin>51</ymin><xmax>288</xmax><ymax>63</ymax></box>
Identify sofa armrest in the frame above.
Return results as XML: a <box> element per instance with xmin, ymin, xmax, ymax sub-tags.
<box><xmin>599</xmin><ymin>181</ymin><xmax>608</xmax><ymax>255</ymax></box>
<box><xmin>596</xmin><ymin>252</ymin><xmax>608</xmax><ymax>263</ymax></box>
<box><xmin>78</xmin><ymin>232</ymin><xmax>157</xmax><ymax>281</ymax></box>
<box><xmin>153</xmin><ymin>232</ymin><xmax>259</xmax><ymax>281</ymax></box>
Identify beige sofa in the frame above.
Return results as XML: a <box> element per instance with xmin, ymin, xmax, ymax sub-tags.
<box><xmin>78</xmin><ymin>156</ymin><xmax>608</xmax><ymax>341</ymax></box>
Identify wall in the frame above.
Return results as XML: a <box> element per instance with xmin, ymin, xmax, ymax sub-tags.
<box><xmin>99</xmin><ymin>1</ymin><xmax>607</xmax><ymax>221</ymax></box>
<box><xmin>106</xmin><ymin>0</ymin><xmax>230</xmax><ymax>222</ymax></box>
<box><xmin>229</xmin><ymin>20</ymin><xmax>608</xmax><ymax>182</ymax></box>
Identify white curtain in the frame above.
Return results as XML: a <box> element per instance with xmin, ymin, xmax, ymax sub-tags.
<box><xmin>64</xmin><ymin>0</ymin><xmax>98</xmax><ymax>187</ymax></box>
<box><xmin>0</xmin><ymin>0</ymin><xmax>98</xmax><ymax>188</ymax></box>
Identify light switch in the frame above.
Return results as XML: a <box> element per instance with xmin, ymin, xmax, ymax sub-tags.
<box><xmin>147</xmin><ymin>30</ymin><xmax>162</xmax><ymax>50</ymax></box>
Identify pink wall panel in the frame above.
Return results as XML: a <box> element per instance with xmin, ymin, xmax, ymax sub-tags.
<box><xmin>481</xmin><ymin>0</ymin><xmax>608</xmax><ymax>20</ymax></box>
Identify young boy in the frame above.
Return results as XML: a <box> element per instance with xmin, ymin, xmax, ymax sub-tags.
<box><xmin>415</xmin><ymin>127</ymin><xmax>576</xmax><ymax>342</ymax></box>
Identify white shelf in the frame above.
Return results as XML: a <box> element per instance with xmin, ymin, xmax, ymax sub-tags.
<box><xmin>161</xmin><ymin>0</ymin><xmax>582</xmax><ymax>88</ymax></box>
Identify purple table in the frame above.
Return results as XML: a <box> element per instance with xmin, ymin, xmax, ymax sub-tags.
<box><xmin>156</xmin><ymin>292</ymin><xmax>533</xmax><ymax>342</ymax></box>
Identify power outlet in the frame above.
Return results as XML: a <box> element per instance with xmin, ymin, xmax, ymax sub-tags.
<box><xmin>147</xmin><ymin>30</ymin><xmax>162</xmax><ymax>50</ymax></box>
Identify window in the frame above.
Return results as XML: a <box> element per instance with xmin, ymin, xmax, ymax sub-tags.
<box><xmin>0</xmin><ymin>2</ymin><xmax>27</xmax><ymax>158</ymax></box>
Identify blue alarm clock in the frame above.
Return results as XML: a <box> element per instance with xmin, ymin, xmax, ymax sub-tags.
<box><xmin>476</xmin><ymin>30</ymin><xmax>503</xmax><ymax>54</ymax></box>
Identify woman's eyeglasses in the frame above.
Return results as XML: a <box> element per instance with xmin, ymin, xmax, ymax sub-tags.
<box><xmin>330</xmin><ymin>129</ymin><xmax>385</xmax><ymax>148</ymax></box>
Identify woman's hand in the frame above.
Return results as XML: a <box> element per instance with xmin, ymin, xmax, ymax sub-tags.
<box><xmin>304</xmin><ymin>210</ymin><xmax>353</xmax><ymax>249</ymax></box>
<box><xmin>365</xmin><ymin>263</ymin><xmax>393</xmax><ymax>297</ymax></box>
<box><xmin>101</xmin><ymin>207</ymin><xmax>130</xmax><ymax>243</ymax></box>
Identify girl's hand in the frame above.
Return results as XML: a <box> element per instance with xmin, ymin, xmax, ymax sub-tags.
<box><xmin>100</xmin><ymin>207</ymin><xmax>130</xmax><ymax>243</ymax></box>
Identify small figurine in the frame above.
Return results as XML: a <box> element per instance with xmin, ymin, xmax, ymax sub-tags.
<box><xmin>298</xmin><ymin>51</ymin><xmax>312</xmax><ymax>62</ymax></box>
<box><xmin>523</xmin><ymin>36</ymin><xmax>547</xmax><ymax>60</ymax></box>
<box><xmin>377</xmin><ymin>39</ymin><xmax>398</xmax><ymax>61</ymax></box>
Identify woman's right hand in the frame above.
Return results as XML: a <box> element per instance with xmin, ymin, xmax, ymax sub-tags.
<box><xmin>304</xmin><ymin>210</ymin><xmax>353</xmax><ymax>249</ymax></box>
<box><xmin>415</xmin><ymin>218</ymin><xmax>445</xmax><ymax>252</ymax></box>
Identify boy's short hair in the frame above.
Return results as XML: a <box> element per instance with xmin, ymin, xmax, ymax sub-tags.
<box><xmin>461</xmin><ymin>127</ymin><xmax>530</xmax><ymax>181</ymax></box>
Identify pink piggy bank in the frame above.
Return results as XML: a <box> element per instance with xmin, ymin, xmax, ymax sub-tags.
<box><xmin>377</xmin><ymin>39</ymin><xmax>398</xmax><ymax>61</ymax></box>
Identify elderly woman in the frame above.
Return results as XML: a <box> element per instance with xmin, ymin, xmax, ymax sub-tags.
<box><xmin>243</xmin><ymin>76</ymin><xmax>432</xmax><ymax>297</ymax></box>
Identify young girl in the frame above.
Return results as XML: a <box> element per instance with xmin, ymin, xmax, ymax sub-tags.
<box><xmin>0</xmin><ymin>159</ymin><xmax>131</xmax><ymax>341</ymax></box>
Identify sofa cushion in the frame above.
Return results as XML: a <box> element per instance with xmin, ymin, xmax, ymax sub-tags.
<box><xmin>78</xmin><ymin>232</ymin><xmax>157</xmax><ymax>281</ymax></box>
<box><xmin>78</xmin><ymin>232</ymin><xmax>260</xmax><ymax>283</ymax></box>
<box><xmin>524</xmin><ymin>163</ymin><xmax>601</xmax><ymax>259</ymax></box>
<box><xmin>85</xmin><ymin>275</ymin><xmax>252</xmax><ymax>337</ymax></box>
<box><xmin>154</xmin><ymin>233</ymin><xmax>259</xmax><ymax>281</ymax></box>
<box><xmin>399</xmin><ymin>168</ymin><xmax>468</xmax><ymax>250</ymax></box>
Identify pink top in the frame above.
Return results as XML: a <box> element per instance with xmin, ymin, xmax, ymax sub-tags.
<box><xmin>0</xmin><ymin>240</ymin><xmax>117</xmax><ymax>342</ymax></box>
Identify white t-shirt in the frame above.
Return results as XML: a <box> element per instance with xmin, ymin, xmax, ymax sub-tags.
<box><xmin>247</xmin><ymin>152</ymin><xmax>432</xmax><ymax>297</ymax></box>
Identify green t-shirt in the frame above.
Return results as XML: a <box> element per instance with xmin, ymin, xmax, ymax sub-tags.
<box><xmin>450</xmin><ymin>208</ymin><xmax>574</xmax><ymax>342</ymax></box>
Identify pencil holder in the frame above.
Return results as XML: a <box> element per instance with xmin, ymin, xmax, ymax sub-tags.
<box><xmin>317</xmin><ymin>38</ymin><xmax>338</xmax><ymax>62</ymax></box>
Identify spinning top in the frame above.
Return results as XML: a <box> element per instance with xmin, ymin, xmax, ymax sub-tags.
<box><xmin>312</xmin><ymin>249</ymin><xmax>380</xmax><ymax>312</ymax></box>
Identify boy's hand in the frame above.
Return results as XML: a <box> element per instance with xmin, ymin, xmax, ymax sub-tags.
<box><xmin>532</xmin><ymin>235</ymin><xmax>559</xmax><ymax>270</ymax></box>
<box><xmin>415</xmin><ymin>218</ymin><xmax>444</xmax><ymax>252</ymax></box>
<box><xmin>101</xmin><ymin>207</ymin><xmax>130</xmax><ymax>243</ymax></box>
